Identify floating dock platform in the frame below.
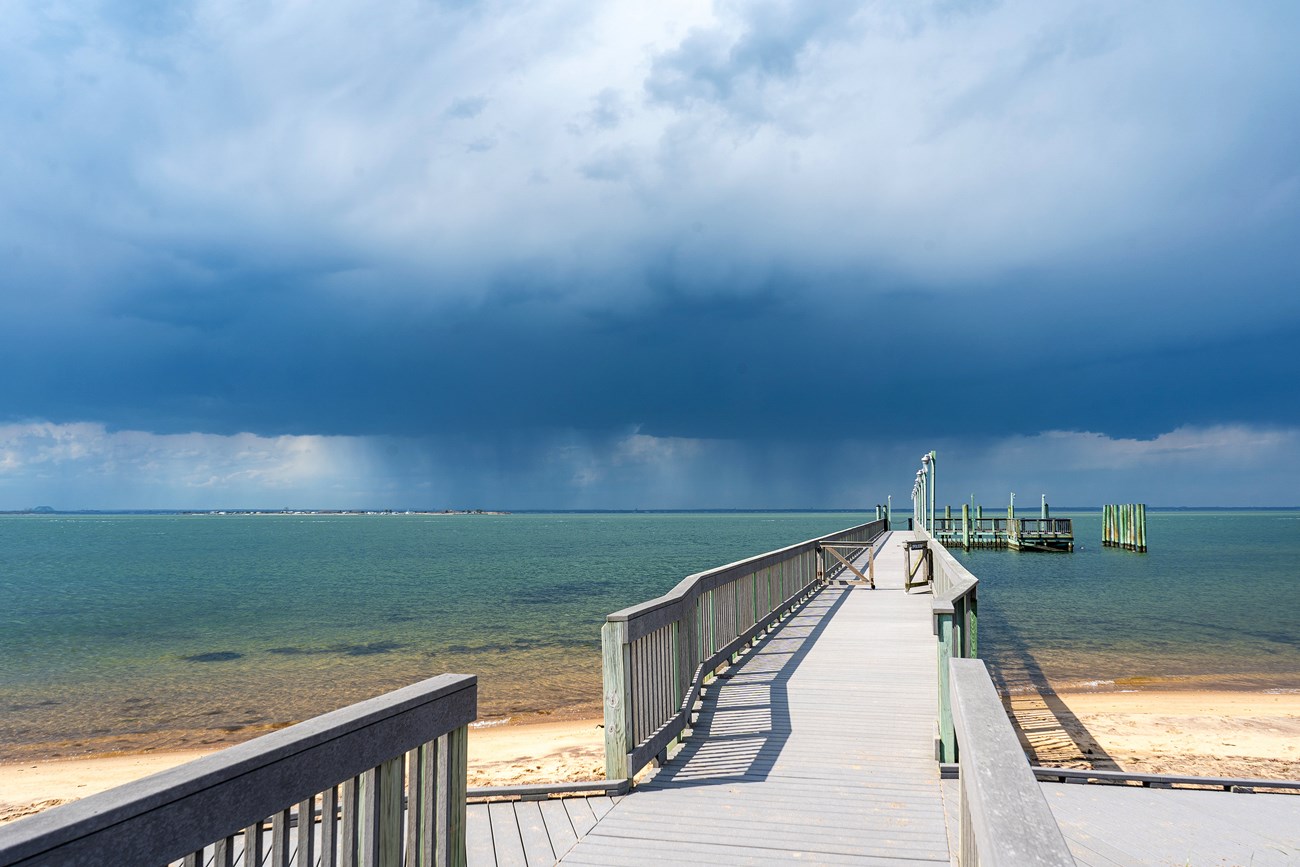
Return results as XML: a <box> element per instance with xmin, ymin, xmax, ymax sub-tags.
<box><xmin>925</xmin><ymin>504</ymin><xmax>1075</xmax><ymax>552</ymax></box>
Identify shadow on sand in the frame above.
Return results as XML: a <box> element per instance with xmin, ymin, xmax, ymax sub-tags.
<box><xmin>983</xmin><ymin>609</ymin><xmax>1121</xmax><ymax>771</ymax></box>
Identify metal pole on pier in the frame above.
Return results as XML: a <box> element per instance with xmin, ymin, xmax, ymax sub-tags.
<box><xmin>929</xmin><ymin>452</ymin><xmax>937</xmax><ymax>533</ymax></box>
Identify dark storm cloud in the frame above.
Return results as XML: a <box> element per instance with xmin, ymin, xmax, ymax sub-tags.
<box><xmin>1</xmin><ymin>0</ymin><xmax>1299</xmax><ymax>506</ymax></box>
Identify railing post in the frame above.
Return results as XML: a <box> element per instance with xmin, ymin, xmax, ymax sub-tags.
<box><xmin>602</xmin><ymin>620</ymin><xmax>633</xmax><ymax>783</ymax></box>
<box><xmin>967</xmin><ymin>588</ymin><xmax>978</xmax><ymax>659</ymax></box>
<box><xmin>954</xmin><ymin>598</ymin><xmax>965</xmax><ymax>661</ymax></box>
<box><xmin>937</xmin><ymin>611</ymin><xmax>956</xmax><ymax>763</ymax></box>
<box><xmin>444</xmin><ymin>725</ymin><xmax>468</xmax><ymax>867</ymax></box>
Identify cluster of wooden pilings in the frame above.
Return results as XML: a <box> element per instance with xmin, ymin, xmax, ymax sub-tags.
<box><xmin>1102</xmin><ymin>503</ymin><xmax>1147</xmax><ymax>552</ymax></box>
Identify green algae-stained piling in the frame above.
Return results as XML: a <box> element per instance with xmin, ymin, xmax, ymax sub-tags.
<box><xmin>1103</xmin><ymin>503</ymin><xmax>1148</xmax><ymax>552</ymax></box>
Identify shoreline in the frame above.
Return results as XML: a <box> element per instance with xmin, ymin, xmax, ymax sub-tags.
<box><xmin>4</xmin><ymin>686</ymin><xmax>1299</xmax><ymax>825</ymax></box>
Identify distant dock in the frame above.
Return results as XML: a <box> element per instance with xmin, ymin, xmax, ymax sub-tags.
<box><xmin>911</xmin><ymin>452</ymin><xmax>1074</xmax><ymax>552</ymax></box>
<box><xmin>923</xmin><ymin>503</ymin><xmax>1075</xmax><ymax>553</ymax></box>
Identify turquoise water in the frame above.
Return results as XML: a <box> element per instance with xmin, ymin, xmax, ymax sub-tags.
<box><xmin>958</xmin><ymin>510</ymin><xmax>1300</xmax><ymax>694</ymax></box>
<box><xmin>0</xmin><ymin>512</ymin><xmax>868</xmax><ymax>759</ymax></box>
<box><xmin>1</xmin><ymin>511</ymin><xmax>1297</xmax><ymax>760</ymax></box>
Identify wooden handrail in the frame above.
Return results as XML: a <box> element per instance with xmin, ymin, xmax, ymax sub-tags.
<box><xmin>914</xmin><ymin>527</ymin><xmax>979</xmax><ymax>762</ymax></box>
<box><xmin>0</xmin><ymin>674</ymin><xmax>477</xmax><ymax>867</ymax></box>
<box><xmin>601</xmin><ymin>519</ymin><xmax>888</xmax><ymax>782</ymax></box>
<box><xmin>949</xmin><ymin>659</ymin><xmax>1073</xmax><ymax>867</ymax></box>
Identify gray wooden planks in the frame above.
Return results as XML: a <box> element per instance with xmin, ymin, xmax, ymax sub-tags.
<box><xmin>560</xmin><ymin>534</ymin><xmax>954</xmax><ymax>865</ymax></box>
<box><xmin>561</xmin><ymin>798</ymin><xmax>598</xmax><ymax>839</ymax></box>
<box><xmin>458</xmin><ymin>794</ymin><xmax>623</xmax><ymax>867</ymax></box>
<box><xmin>1043</xmin><ymin>782</ymin><xmax>1300</xmax><ymax>866</ymax></box>
<box><xmin>466</xmin><ymin>803</ymin><xmax>495</xmax><ymax>867</ymax></box>
<box><xmin>486</xmin><ymin>802</ymin><xmax>527</xmax><ymax>867</ymax></box>
<box><xmin>537</xmin><ymin>800</ymin><xmax>578</xmax><ymax>860</ymax></box>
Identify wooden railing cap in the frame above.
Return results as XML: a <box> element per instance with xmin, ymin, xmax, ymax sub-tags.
<box><xmin>949</xmin><ymin>659</ymin><xmax>1073</xmax><ymax>867</ymax></box>
<box><xmin>0</xmin><ymin>673</ymin><xmax>477</xmax><ymax>863</ymax></box>
<box><xmin>606</xmin><ymin>520</ymin><xmax>882</xmax><ymax>624</ymax></box>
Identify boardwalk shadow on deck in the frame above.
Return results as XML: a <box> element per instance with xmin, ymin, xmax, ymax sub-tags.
<box><xmin>641</xmin><ymin>587</ymin><xmax>852</xmax><ymax>789</ymax></box>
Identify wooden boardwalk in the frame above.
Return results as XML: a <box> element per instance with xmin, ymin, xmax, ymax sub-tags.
<box><xmin>548</xmin><ymin>531</ymin><xmax>952</xmax><ymax>865</ymax></box>
<box><xmin>466</xmin><ymin>795</ymin><xmax>622</xmax><ymax>867</ymax></box>
<box><xmin>1041</xmin><ymin>782</ymin><xmax>1300</xmax><ymax>866</ymax></box>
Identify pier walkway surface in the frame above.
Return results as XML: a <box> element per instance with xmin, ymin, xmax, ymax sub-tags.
<box><xmin>468</xmin><ymin>532</ymin><xmax>956</xmax><ymax>866</ymax></box>
<box><xmin>465</xmin><ymin>531</ymin><xmax>1300</xmax><ymax>867</ymax></box>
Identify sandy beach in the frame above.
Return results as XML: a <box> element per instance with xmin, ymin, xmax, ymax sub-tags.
<box><xmin>4</xmin><ymin>689</ymin><xmax>1299</xmax><ymax>826</ymax></box>
<box><xmin>0</xmin><ymin>717</ymin><xmax>606</xmax><ymax>826</ymax></box>
<box><xmin>1004</xmin><ymin>688</ymin><xmax>1300</xmax><ymax>781</ymax></box>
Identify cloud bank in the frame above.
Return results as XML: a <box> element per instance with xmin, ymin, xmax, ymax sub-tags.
<box><xmin>3</xmin><ymin>422</ymin><xmax>1295</xmax><ymax>510</ymax></box>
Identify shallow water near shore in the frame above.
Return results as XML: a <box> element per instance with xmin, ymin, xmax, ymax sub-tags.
<box><xmin>959</xmin><ymin>510</ymin><xmax>1300</xmax><ymax>695</ymax></box>
<box><xmin>0</xmin><ymin>512</ymin><xmax>863</xmax><ymax>760</ymax></box>
<box><xmin>2</xmin><ymin>510</ymin><xmax>1297</xmax><ymax>761</ymax></box>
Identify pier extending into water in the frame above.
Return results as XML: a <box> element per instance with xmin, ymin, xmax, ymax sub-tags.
<box><xmin>0</xmin><ymin>486</ymin><xmax>1294</xmax><ymax>865</ymax></box>
<box><xmin>912</xmin><ymin>453</ymin><xmax>1074</xmax><ymax>552</ymax></box>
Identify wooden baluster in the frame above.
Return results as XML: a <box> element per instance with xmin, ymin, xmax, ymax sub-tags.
<box><xmin>270</xmin><ymin>807</ymin><xmax>292</xmax><ymax>867</ymax></box>
<box><xmin>214</xmin><ymin>836</ymin><xmax>236</xmax><ymax>867</ymax></box>
<box><xmin>244</xmin><ymin>820</ymin><xmax>265</xmax><ymax>867</ymax></box>
<box><xmin>320</xmin><ymin>785</ymin><xmax>340</xmax><ymax>867</ymax></box>
<box><xmin>418</xmin><ymin>740</ymin><xmax>436</xmax><ymax>867</ymax></box>
<box><xmin>297</xmin><ymin>795</ymin><xmax>317</xmax><ymax>867</ymax></box>
<box><xmin>404</xmin><ymin>748</ymin><xmax>420</xmax><ymax>867</ymax></box>
<box><xmin>340</xmin><ymin>776</ymin><xmax>360</xmax><ymax>867</ymax></box>
<box><xmin>444</xmin><ymin>725</ymin><xmax>468</xmax><ymax>867</ymax></box>
<box><xmin>351</xmin><ymin>758</ymin><xmax>406</xmax><ymax>867</ymax></box>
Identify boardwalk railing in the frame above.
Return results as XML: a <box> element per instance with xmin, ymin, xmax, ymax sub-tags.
<box><xmin>0</xmin><ymin>674</ymin><xmax>476</xmax><ymax>867</ymax></box>
<box><xmin>916</xmin><ymin>527</ymin><xmax>979</xmax><ymax>762</ymax></box>
<box><xmin>601</xmin><ymin>519</ymin><xmax>888</xmax><ymax>783</ymax></box>
<box><xmin>1016</xmin><ymin>519</ymin><xmax>1072</xmax><ymax>536</ymax></box>
<box><xmin>929</xmin><ymin>518</ymin><xmax>1071</xmax><ymax>536</ymax></box>
<box><xmin>949</xmin><ymin>659</ymin><xmax>1074</xmax><ymax>867</ymax></box>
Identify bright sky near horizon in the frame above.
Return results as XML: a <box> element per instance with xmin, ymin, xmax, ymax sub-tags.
<box><xmin>2</xmin><ymin>1</ymin><xmax>1299</xmax><ymax>509</ymax></box>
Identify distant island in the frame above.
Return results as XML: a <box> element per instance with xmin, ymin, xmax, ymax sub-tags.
<box><xmin>185</xmin><ymin>509</ymin><xmax>512</xmax><ymax>516</ymax></box>
<box><xmin>1</xmin><ymin>508</ymin><xmax>511</xmax><ymax>516</ymax></box>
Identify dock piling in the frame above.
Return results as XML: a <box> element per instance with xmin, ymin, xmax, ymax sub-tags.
<box><xmin>1103</xmin><ymin>503</ymin><xmax>1147</xmax><ymax>552</ymax></box>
